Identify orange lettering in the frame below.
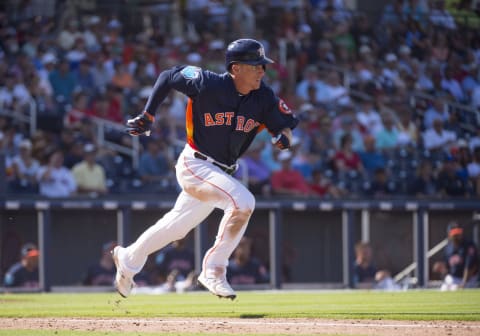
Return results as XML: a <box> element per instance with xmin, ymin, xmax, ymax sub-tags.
<box><xmin>215</xmin><ymin>113</ymin><xmax>225</xmax><ymax>125</ymax></box>
<box><xmin>243</xmin><ymin>119</ymin><xmax>256</xmax><ymax>132</ymax></box>
<box><xmin>204</xmin><ymin>113</ymin><xmax>215</xmax><ymax>126</ymax></box>
<box><xmin>236</xmin><ymin>116</ymin><xmax>245</xmax><ymax>131</ymax></box>
<box><xmin>225</xmin><ymin>112</ymin><xmax>234</xmax><ymax>125</ymax></box>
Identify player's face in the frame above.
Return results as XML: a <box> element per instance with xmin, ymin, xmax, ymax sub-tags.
<box><xmin>233</xmin><ymin>63</ymin><xmax>265</xmax><ymax>94</ymax></box>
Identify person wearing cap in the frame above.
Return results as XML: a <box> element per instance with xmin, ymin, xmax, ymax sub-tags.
<box><xmin>3</xmin><ymin>243</ymin><xmax>39</xmax><ymax>288</ymax></box>
<box><xmin>270</xmin><ymin>150</ymin><xmax>313</xmax><ymax>197</ymax></box>
<box><xmin>432</xmin><ymin>222</ymin><xmax>479</xmax><ymax>290</ymax></box>
<box><xmin>82</xmin><ymin>241</ymin><xmax>117</xmax><ymax>286</ymax></box>
<box><xmin>8</xmin><ymin>139</ymin><xmax>40</xmax><ymax>193</ymax></box>
<box><xmin>71</xmin><ymin>143</ymin><xmax>107</xmax><ymax>196</ymax></box>
<box><xmin>114</xmin><ymin>38</ymin><xmax>298</xmax><ymax>300</ymax></box>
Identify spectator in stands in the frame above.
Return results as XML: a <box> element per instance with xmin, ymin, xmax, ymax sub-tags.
<box><xmin>358</xmin><ymin>136</ymin><xmax>386</xmax><ymax>177</ymax></box>
<box><xmin>409</xmin><ymin>160</ymin><xmax>438</xmax><ymax>197</ymax></box>
<box><xmin>396</xmin><ymin>105</ymin><xmax>418</xmax><ymax>146</ymax></box>
<box><xmin>7</xmin><ymin>139</ymin><xmax>39</xmax><ymax>193</ymax></box>
<box><xmin>441</xmin><ymin>66</ymin><xmax>465</xmax><ymax>102</ymax></box>
<box><xmin>364</xmin><ymin>167</ymin><xmax>396</xmax><ymax>197</ymax></box>
<box><xmin>64</xmin><ymin>91</ymin><xmax>89</xmax><ymax>128</ymax></box>
<box><xmin>309</xmin><ymin>168</ymin><xmax>344</xmax><ymax>198</ymax></box>
<box><xmin>332</xmin><ymin>110</ymin><xmax>364</xmax><ymax>152</ymax></box>
<box><xmin>75</xmin><ymin>59</ymin><xmax>95</xmax><ymax>97</ymax></box>
<box><xmin>470</xmin><ymin>129</ymin><xmax>480</xmax><ymax>152</ymax></box>
<box><xmin>241</xmin><ymin>141</ymin><xmax>271</xmax><ymax>196</ymax></box>
<box><xmin>3</xmin><ymin>243</ymin><xmax>39</xmax><ymax>288</ymax></box>
<box><xmin>83</xmin><ymin>241</ymin><xmax>116</xmax><ymax>286</ymax></box>
<box><xmin>322</xmin><ymin>70</ymin><xmax>351</xmax><ymax>106</ymax></box>
<box><xmin>375</xmin><ymin>115</ymin><xmax>399</xmax><ymax>150</ymax></box>
<box><xmin>37</xmin><ymin>149</ymin><xmax>76</xmax><ymax>198</ymax></box>
<box><xmin>429</xmin><ymin>0</ymin><xmax>457</xmax><ymax>30</ymax></box>
<box><xmin>423</xmin><ymin>99</ymin><xmax>449</xmax><ymax>130</ymax></box>
<box><xmin>422</xmin><ymin>118</ymin><xmax>457</xmax><ymax>151</ymax></box>
<box><xmin>227</xmin><ymin>236</ymin><xmax>269</xmax><ymax>286</ymax></box>
<box><xmin>333</xmin><ymin>133</ymin><xmax>365</xmax><ymax>175</ymax></box>
<box><xmin>356</xmin><ymin>98</ymin><xmax>383</xmax><ymax>136</ymax></box>
<box><xmin>271</xmin><ymin>151</ymin><xmax>313</xmax><ymax>197</ymax></box>
<box><xmin>429</xmin><ymin>31</ymin><xmax>450</xmax><ymax>66</ymax></box>
<box><xmin>295</xmin><ymin>65</ymin><xmax>327</xmax><ymax>104</ymax></box>
<box><xmin>87</xmin><ymin>88</ymin><xmax>123</xmax><ymax>123</ymax></box>
<box><xmin>138</xmin><ymin>139</ymin><xmax>174</xmax><ymax>193</ymax></box>
<box><xmin>467</xmin><ymin>146</ymin><xmax>480</xmax><ymax>179</ymax></box>
<box><xmin>48</xmin><ymin>58</ymin><xmax>76</xmax><ymax>106</ymax></box>
<box><xmin>72</xmin><ymin>143</ymin><xmax>108</xmax><ymax>196</ymax></box>
<box><xmin>432</xmin><ymin>222</ymin><xmax>479</xmax><ymax>290</ymax></box>
<box><xmin>436</xmin><ymin>156</ymin><xmax>468</xmax><ymax>197</ymax></box>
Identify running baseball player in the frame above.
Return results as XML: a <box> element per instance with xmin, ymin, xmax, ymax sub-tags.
<box><xmin>113</xmin><ymin>38</ymin><xmax>298</xmax><ymax>300</ymax></box>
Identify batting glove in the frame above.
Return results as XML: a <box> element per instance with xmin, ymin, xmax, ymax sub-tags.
<box><xmin>126</xmin><ymin>111</ymin><xmax>154</xmax><ymax>136</ymax></box>
<box><xmin>271</xmin><ymin>133</ymin><xmax>290</xmax><ymax>150</ymax></box>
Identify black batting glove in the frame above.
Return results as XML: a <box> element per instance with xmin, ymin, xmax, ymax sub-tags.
<box><xmin>271</xmin><ymin>133</ymin><xmax>290</xmax><ymax>150</ymax></box>
<box><xmin>126</xmin><ymin>111</ymin><xmax>154</xmax><ymax>136</ymax></box>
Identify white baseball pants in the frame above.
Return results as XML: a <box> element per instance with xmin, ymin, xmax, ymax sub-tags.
<box><xmin>121</xmin><ymin>144</ymin><xmax>255</xmax><ymax>278</ymax></box>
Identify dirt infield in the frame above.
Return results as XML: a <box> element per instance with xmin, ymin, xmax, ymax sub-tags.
<box><xmin>1</xmin><ymin>317</ymin><xmax>480</xmax><ymax>335</ymax></box>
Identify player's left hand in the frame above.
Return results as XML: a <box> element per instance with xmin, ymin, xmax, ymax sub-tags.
<box><xmin>272</xmin><ymin>128</ymin><xmax>293</xmax><ymax>150</ymax></box>
<box><xmin>126</xmin><ymin>111</ymin><xmax>154</xmax><ymax>136</ymax></box>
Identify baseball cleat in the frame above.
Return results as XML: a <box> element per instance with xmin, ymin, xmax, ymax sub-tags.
<box><xmin>112</xmin><ymin>246</ymin><xmax>135</xmax><ymax>298</ymax></box>
<box><xmin>197</xmin><ymin>272</ymin><xmax>236</xmax><ymax>300</ymax></box>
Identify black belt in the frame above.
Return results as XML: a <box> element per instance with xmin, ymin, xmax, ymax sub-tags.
<box><xmin>193</xmin><ymin>152</ymin><xmax>237</xmax><ymax>175</ymax></box>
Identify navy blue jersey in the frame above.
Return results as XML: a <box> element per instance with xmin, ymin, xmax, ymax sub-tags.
<box><xmin>227</xmin><ymin>257</ymin><xmax>269</xmax><ymax>285</ymax></box>
<box><xmin>444</xmin><ymin>239</ymin><xmax>479</xmax><ymax>278</ymax></box>
<box><xmin>4</xmin><ymin>262</ymin><xmax>39</xmax><ymax>288</ymax></box>
<box><xmin>145</xmin><ymin>65</ymin><xmax>298</xmax><ymax>166</ymax></box>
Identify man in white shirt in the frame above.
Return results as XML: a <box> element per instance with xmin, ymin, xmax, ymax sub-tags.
<box><xmin>37</xmin><ymin>149</ymin><xmax>76</xmax><ymax>197</ymax></box>
<box><xmin>422</xmin><ymin>118</ymin><xmax>457</xmax><ymax>151</ymax></box>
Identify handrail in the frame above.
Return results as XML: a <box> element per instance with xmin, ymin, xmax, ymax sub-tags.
<box><xmin>393</xmin><ymin>238</ymin><xmax>448</xmax><ymax>283</ymax></box>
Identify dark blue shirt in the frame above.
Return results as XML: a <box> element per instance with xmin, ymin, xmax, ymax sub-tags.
<box><xmin>444</xmin><ymin>240</ymin><xmax>479</xmax><ymax>278</ymax></box>
<box><xmin>4</xmin><ymin>263</ymin><xmax>39</xmax><ymax>288</ymax></box>
<box><xmin>144</xmin><ymin>65</ymin><xmax>298</xmax><ymax>165</ymax></box>
<box><xmin>227</xmin><ymin>258</ymin><xmax>269</xmax><ymax>285</ymax></box>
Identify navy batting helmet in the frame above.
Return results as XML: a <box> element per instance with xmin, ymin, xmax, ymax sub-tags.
<box><xmin>225</xmin><ymin>39</ymin><xmax>274</xmax><ymax>70</ymax></box>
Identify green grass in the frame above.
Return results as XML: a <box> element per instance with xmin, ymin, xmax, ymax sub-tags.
<box><xmin>0</xmin><ymin>289</ymin><xmax>479</xmax><ymax>321</ymax></box>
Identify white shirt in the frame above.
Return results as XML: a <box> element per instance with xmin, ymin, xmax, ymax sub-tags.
<box><xmin>422</xmin><ymin>128</ymin><xmax>457</xmax><ymax>150</ymax></box>
<box><xmin>356</xmin><ymin>109</ymin><xmax>384</xmax><ymax>135</ymax></box>
<box><xmin>467</xmin><ymin>162</ymin><xmax>480</xmax><ymax>178</ymax></box>
<box><xmin>37</xmin><ymin>166</ymin><xmax>76</xmax><ymax>197</ymax></box>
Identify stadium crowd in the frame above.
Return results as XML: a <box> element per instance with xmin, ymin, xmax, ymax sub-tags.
<box><xmin>1</xmin><ymin>0</ymin><xmax>480</xmax><ymax>199</ymax></box>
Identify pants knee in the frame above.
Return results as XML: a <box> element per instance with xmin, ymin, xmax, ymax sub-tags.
<box><xmin>227</xmin><ymin>193</ymin><xmax>255</xmax><ymax>235</ymax></box>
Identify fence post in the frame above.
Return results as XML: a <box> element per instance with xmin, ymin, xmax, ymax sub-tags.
<box><xmin>194</xmin><ymin>221</ymin><xmax>209</xmax><ymax>275</ymax></box>
<box><xmin>342</xmin><ymin>210</ymin><xmax>355</xmax><ymax>288</ymax></box>
<box><xmin>414</xmin><ymin>209</ymin><xmax>427</xmax><ymax>287</ymax></box>
<box><xmin>38</xmin><ymin>209</ymin><xmax>52</xmax><ymax>292</ymax></box>
<box><xmin>117</xmin><ymin>207</ymin><xmax>131</xmax><ymax>246</ymax></box>
<box><xmin>269</xmin><ymin>208</ymin><xmax>283</xmax><ymax>289</ymax></box>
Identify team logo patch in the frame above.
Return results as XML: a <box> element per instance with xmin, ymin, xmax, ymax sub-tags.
<box><xmin>181</xmin><ymin>66</ymin><xmax>201</xmax><ymax>79</ymax></box>
<box><xmin>278</xmin><ymin>99</ymin><xmax>292</xmax><ymax>115</ymax></box>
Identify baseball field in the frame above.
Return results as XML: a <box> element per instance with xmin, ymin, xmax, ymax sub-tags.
<box><xmin>0</xmin><ymin>289</ymin><xmax>479</xmax><ymax>335</ymax></box>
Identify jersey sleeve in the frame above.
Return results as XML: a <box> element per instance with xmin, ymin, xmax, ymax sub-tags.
<box><xmin>262</xmin><ymin>88</ymin><xmax>299</xmax><ymax>135</ymax></box>
<box><xmin>144</xmin><ymin>65</ymin><xmax>204</xmax><ymax>115</ymax></box>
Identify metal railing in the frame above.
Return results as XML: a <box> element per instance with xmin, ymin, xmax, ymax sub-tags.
<box><xmin>1</xmin><ymin>100</ymin><xmax>141</xmax><ymax>168</ymax></box>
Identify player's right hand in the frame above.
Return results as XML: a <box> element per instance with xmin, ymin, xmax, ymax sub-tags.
<box><xmin>126</xmin><ymin>111</ymin><xmax>154</xmax><ymax>136</ymax></box>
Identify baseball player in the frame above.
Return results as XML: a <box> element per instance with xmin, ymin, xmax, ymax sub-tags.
<box><xmin>112</xmin><ymin>38</ymin><xmax>298</xmax><ymax>300</ymax></box>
